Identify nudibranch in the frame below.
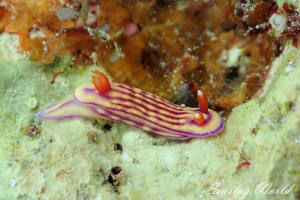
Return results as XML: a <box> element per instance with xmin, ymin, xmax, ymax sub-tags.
<box><xmin>38</xmin><ymin>70</ymin><xmax>224</xmax><ymax>140</ymax></box>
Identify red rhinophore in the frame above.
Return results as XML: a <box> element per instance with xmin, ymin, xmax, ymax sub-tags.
<box><xmin>92</xmin><ymin>70</ymin><xmax>111</xmax><ymax>93</ymax></box>
<box><xmin>197</xmin><ymin>90</ymin><xmax>208</xmax><ymax>113</ymax></box>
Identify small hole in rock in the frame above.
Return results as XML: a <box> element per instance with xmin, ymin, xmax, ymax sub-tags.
<box><xmin>111</xmin><ymin>166</ymin><xmax>122</xmax><ymax>175</ymax></box>
<box><xmin>108</xmin><ymin>175</ymin><xmax>120</xmax><ymax>186</ymax></box>
<box><xmin>288</xmin><ymin>102</ymin><xmax>296</xmax><ymax>111</ymax></box>
<box><xmin>114</xmin><ymin>143</ymin><xmax>123</xmax><ymax>152</ymax></box>
<box><xmin>103</xmin><ymin>124</ymin><xmax>112</xmax><ymax>131</ymax></box>
<box><xmin>225</xmin><ymin>67</ymin><xmax>239</xmax><ymax>82</ymax></box>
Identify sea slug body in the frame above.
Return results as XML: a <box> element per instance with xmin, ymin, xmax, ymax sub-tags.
<box><xmin>38</xmin><ymin>70</ymin><xmax>224</xmax><ymax>140</ymax></box>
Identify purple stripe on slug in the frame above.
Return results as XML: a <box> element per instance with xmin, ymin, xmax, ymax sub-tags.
<box><xmin>84</xmin><ymin>88</ymin><xmax>96</xmax><ymax>92</ymax></box>
<box><xmin>75</xmin><ymin>93</ymin><xmax>185</xmax><ymax>129</ymax></box>
<box><xmin>74</xmin><ymin>93</ymin><xmax>223</xmax><ymax>137</ymax></box>
<box><xmin>111</xmin><ymin>100</ymin><xmax>213</xmax><ymax>129</ymax></box>
<box><xmin>37</xmin><ymin>103</ymin><xmax>56</xmax><ymax>118</ymax></box>
<box><xmin>38</xmin><ymin>103</ymin><xmax>111</xmax><ymax>121</ymax></box>
<box><xmin>108</xmin><ymin>94</ymin><xmax>194</xmax><ymax>117</ymax></box>
<box><xmin>83</xmin><ymin>88</ymin><xmax>196</xmax><ymax>117</ymax></box>
<box><xmin>111</xmin><ymin>102</ymin><xmax>193</xmax><ymax>124</ymax></box>
<box><xmin>91</xmin><ymin>107</ymin><xmax>189</xmax><ymax>139</ymax></box>
<box><xmin>38</xmin><ymin>101</ymin><xmax>189</xmax><ymax>139</ymax></box>
<box><xmin>99</xmin><ymin>106</ymin><xmax>219</xmax><ymax>137</ymax></box>
<box><xmin>83</xmin><ymin>86</ymin><xmax>213</xmax><ymax>126</ymax></box>
<box><xmin>103</xmin><ymin>107</ymin><xmax>223</xmax><ymax>137</ymax></box>
<box><xmin>114</xmin><ymin>84</ymin><xmax>188</xmax><ymax>111</ymax></box>
<box><xmin>89</xmin><ymin>104</ymin><xmax>188</xmax><ymax>138</ymax></box>
<box><xmin>73</xmin><ymin>93</ymin><xmax>188</xmax><ymax>135</ymax></box>
<box><xmin>111</xmin><ymin>103</ymin><xmax>186</xmax><ymax>126</ymax></box>
<box><xmin>37</xmin><ymin>100</ymin><xmax>74</xmax><ymax>117</ymax></box>
<box><xmin>112</xmin><ymin>88</ymin><xmax>191</xmax><ymax>113</ymax></box>
<box><xmin>116</xmin><ymin>84</ymin><xmax>172</xmax><ymax>105</ymax></box>
<box><xmin>83</xmin><ymin>86</ymin><xmax>192</xmax><ymax>114</ymax></box>
<box><xmin>149</xmin><ymin>128</ymin><xmax>189</xmax><ymax>139</ymax></box>
<box><xmin>39</xmin><ymin>114</ymin><xmax>90</xmax><ymax>121</ymax></box>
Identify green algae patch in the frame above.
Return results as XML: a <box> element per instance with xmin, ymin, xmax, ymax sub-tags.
<box><xmin>0</xmin><ymin>32</ymin><xmax>300</xmax><ymax>200</ymax></box>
